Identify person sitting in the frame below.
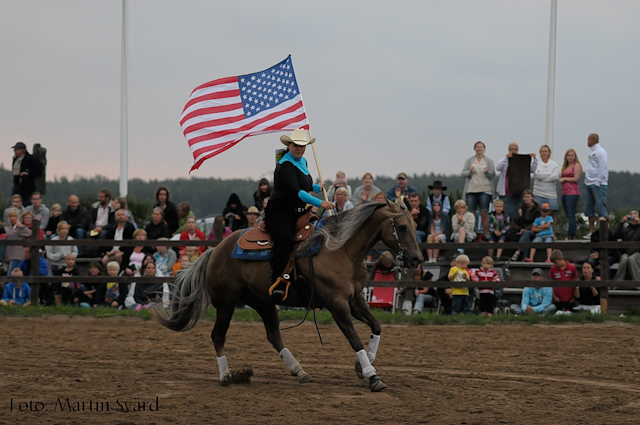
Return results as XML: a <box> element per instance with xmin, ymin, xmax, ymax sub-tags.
<box><xmin>173</xmin><ymin>202</ymin><xmax>194</xmax><ymax>236</ymax></box>
<box><xmin>574</xmin><ymin>261</ymin><xmax>601</xmax><ymax>310</ymax></box>
<box><xmin>426</xmin><ymin>200</ymin><xmax>451</xmax><ymax>263</ymax></box>
<box><xmin>223</xmin><ymin>194</ymin><xmax>249</xmax><ymax>231</ymax></box>
<box><xmin>367</xmin><ymin>251</ymin><xmax>402</xmax><ymax>311</ymax></box>
<box><xmin>386</xmin><ymin>172</ymin><xmax>418</xmax><ymax>202</ymax></box>
<box><xmin>244</xmin><ymin>206</ymin><xmax>260</xmax><ymax>228</ymax></box>
<box><xmin>60</xmin><ymin>195</ymin><xmax>89</xmax><ymax>241</ymax></box>
<box><xmin>52</xmin><ymin>253</ymin><xmax>80</xmax><ymax>306</ymax></box>
<box><xmin>426</xmin><ymin>180</ymin><xmax>451</xmax><ymax>215</ymax></box>
<box><xmin>509</xmin><ymin>268</ymin><xmax>556</xmax><ymax>315</ymax></box>
<box><xmin>412</xmin><ymin>267</ymin><xmax>436</xmax><ymax>314</ymax></box>
<box><xmin>154</xmin><ymin>238</ymin><xmax>177</xmax><ymax>277</ymax></box>
<box><xmin>180</xmin><ymin>216</ymin><xmax>206</xmax><ymax>254</ymax></box>
<box><xmin>449</xmin><ymin>254</ymin><xmax>472</xmax><ymax>315</ymax></box>
<box><xmin>21</xmin><ymin>210</ymin><xmax>44</xmax><ymax>240</ymax></box>
<box><xmin>612</xmin><ymin>210</ymin><xmax>640</xmax><ymax>281</ymax></box>
<box><xmin>434</xmin><ymin>258</ymin><xmax>455</xmax><ymax>315</ymax></box>
<box><xmin>25</xmin><ymin>191</ymin><xmax>50</xmax><ymax>230</ymax></box>
<box><xmin>549</xmin><ymin>249</ymin><xmax>578</xmax><ymax>312</ymax></box>
<box><xmin>44</xmin><ymin>203</ymin><xmax>62</xmax><ymax>239</ymax></box>
<box><xmin>112</xmin><ymin>196</ymin><xmax>137</xmax><ymax>230</ymax></box>
<box><xmin>0</xmin><ymin>268</ymin><xmax>31</xmax><ymax>307</ymax></box>
<box><xmin>101</xmin><ymin>261</ymin><xmax>122</xmax><ymax>308</ymax></box>
<box><xmin>88</xmin><ymin>188</ymin><xmax>115</xmax><ymax>238</ymax></box>
<box><xmin>45</xmin><ymin>221</ymin><xmax>78</xmax><ymax>273</ymax></box>
<box><xmin>120</xmin><ymin>229</ymin><xmax>152</xmax><ymax>276</ymax></box>
<box><xmin>154</xmin><ymin>186</ymin><xmax>179</xmax><ymax>236</ymax></box>
<box><xmin>473</xmin><ymin>256</ymin><xmax>501</xmax><ymax>316</ymax></box>
<box><xmin>333</xmin><ymin>187</ymin><xmax>354</xmax><ymax>213</ymax></box>
<box><xmin>326</xmin><ymin>171</ymin><xmax>352</xmax><ymax>202</ymax></box>
<box><xmin>351</xmin><ymin>172</ymin><xmax>381</xmax><ymax>206</ymax></box>
<box><xmin>83</xmin><ymin>261</ymin><xmax>104</xmax><ymax>307</ymax></box>
<box><xmin>526</xmin><ymin>203</ymin><xmax>554</xmax><ymax>263</ymax></box>
<box><xmin>407</xmin><ymin>193</ymin><xmax>429</xmax><ymax>243</ymax></box>
<box><xmin>145</xmin><ymin>207</ymin><xmax>169</xmax><ymax>240</ymax></box>
<box><xmin>3</xmin><ymin>195</ymin><xmax>26</xmax><ymax>232</ymax></box>
<box><xmin>172</xmin><ymin>253</ymin><xmax>192</xmax><ymax>277</ymax></box>
<box><xmin>509</xmin><ymin>189</ymin><xmax>541</xmax><ymax>261</ymax></box>
<box><xmin>487</xmin><ymin>199</ymin><xmax>510</xmax><ymax>259</ymax></box>
<box><xmin>372</xmin><ymin>191</ymin><xmax>386</xmax><ymax>202</ymax></box>
<box><xmin>124</xmin><ymin>260</ymin><xmax>168</xmax><ymax>310</ymax></box>
<box><xmin>253</xmin><ymin>178</ymin><xmax>272</xmax><ymax>210</ymax></box>
<box><xmin>3</xmin><ymin>208</ymin><xmax>31</xmax><ymax>274</ymax></box>
<box><xmin>451</xmin><ymin>199</ymin><xmax>476</xmax><ymax>250</ymax></box>
<box><xmin>208</xmin><ymin>215</ymin><xmax>232</xmax><ymax>242</ymax></box>
<box><xmin>101</xmin><ymin>209</ymin><xmax>136</xmax><ymax>266</ymax></box>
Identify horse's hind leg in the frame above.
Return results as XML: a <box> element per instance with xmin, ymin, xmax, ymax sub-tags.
<box><xmin>211</xmin><ymin>305</ymin><xmax>234</xmax><ymax>382</ymax></box>
<box><xmin>329</xmin><ymin>300</ymin><xmax>387</xmax><ymax>392</ymax></box>
<box><xmin>349</xmin><ymin>292</ymin><xmax>382</xmax><ymax>379</ymax></box>
<box><xmin>251</xmin><ymin>301</ymin><xmax>312</xmax><ymax>384</ymax></box>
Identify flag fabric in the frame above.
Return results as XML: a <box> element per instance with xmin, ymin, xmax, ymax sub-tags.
<box><xmin>180</xmin><ymin>55</ymin><xmax>309</xmax><ymax>171</ymax></box>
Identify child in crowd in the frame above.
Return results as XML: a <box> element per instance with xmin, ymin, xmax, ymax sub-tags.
<box><xmin>449</xmin><ymin>254</ymin><xmax>472</xmax><ymax>315</ymax></box>
<box><xmin>154</xmin><ymin>239</ymin><xmax>177</xmax><ymax>277</ymax></box>
<box><xmin>185</xmin><ymin>246</ymin><xmax>200</xmax><ymax>263</ymax></box>
<box><xmin>44</xmin><ymin>203</ymin><xmax>62</xmax><ymax>238</ymax></box>
<box><xmin>526</xmin><ymin>203</ymin><xmax>554</xmax><ymax>263</ymax></box>
<box><xmin>0</xmin><ymin>268</ymin><xmax>31</xmax><ymax>306</ymax></box>
<box><xmin>81</xmin><ymin>261</ymin><xmax>103</xmax><ymax>307</ymax></box>
<box><xmin>487</xmin><ymin>199</ymin><xmax>510</xmax><ymax>258</ymax></box>
<box><xmin>172</xmin><ymin>254</ymin><xmax>192</xmax><ymax>277</ymax></box>
<box><xmin>549</xmin><ymin>249</ymin><xmax>578</xmax><ymax>311</ymax></box>
<box><xmin>472</xmin><ymin>256</ymin><xmax>501</xmax><ymax>316</ymax></box>
<box><xmin>53</xmin><ymin>253</ymin><xmax>81</xmax><ymax>306</ymax></box>
<box><xmin>102</xmin><ymin>261</ymin><xmax>121</xmax><ymax>307</ymax></box>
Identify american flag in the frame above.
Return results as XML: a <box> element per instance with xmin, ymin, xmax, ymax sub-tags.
<box><xmin>180</xmin><ymin>56</ymin><xmax>309</xmax><ymax>171</ymax></box>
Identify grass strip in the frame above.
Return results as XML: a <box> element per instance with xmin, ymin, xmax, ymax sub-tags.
<box><xmin>1</xmin><ymin>305</ymin><xmax>639</xmax><ymax>325</ymax></box>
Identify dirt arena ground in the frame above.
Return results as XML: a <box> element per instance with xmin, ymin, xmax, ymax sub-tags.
<box><xmin>1</xmin><ymin>316</ymin><xmax>639</xmax><ymax>425</ymax></box>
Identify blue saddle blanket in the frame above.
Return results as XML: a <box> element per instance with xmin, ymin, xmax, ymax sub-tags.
<box><xmin>231</xmin><ymin>220</ymin><xmax>324</xmax><ymax>261</ymax></box>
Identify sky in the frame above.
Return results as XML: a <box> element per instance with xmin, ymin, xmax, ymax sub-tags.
<box><xmin>1</xmin><ymin>0</ymin><xmax>639</xmax><ymax>185</ymax></box>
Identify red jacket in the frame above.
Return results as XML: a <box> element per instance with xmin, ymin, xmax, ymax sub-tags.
<box><xmin>180</xmin><ymin>229</ymin><xmax>207</xmax><ymax>254</ymax></box>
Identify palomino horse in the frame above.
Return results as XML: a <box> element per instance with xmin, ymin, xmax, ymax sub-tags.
<box><xmin>155</xmin><ymin>199</ymin><xmax>423</xmax><ymax>391</ymax></box>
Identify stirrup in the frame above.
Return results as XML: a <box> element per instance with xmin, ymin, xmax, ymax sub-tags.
<box><xmin>269</xmin><ymin>275</ymin><xmax>291</xmax><ymax>301</ymax></box>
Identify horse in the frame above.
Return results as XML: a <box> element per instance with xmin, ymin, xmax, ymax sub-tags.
<box><xmin>154</xmin><ymin>199</ymin><xmax>423</xmax><ymax>392</ymax></box>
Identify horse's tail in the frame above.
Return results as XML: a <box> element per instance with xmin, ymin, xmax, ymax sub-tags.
<box><xmin>153</xmin><ymin>248</ymin><xmax>214</xmax><ymax>332</ymax></box>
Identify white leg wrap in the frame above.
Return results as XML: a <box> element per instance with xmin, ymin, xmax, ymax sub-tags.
<box><xmin>356</xmin><ymin>349</ymin><xmax>376</xmax><ymax>379</ymax></box>
<box><xmin>279</xmin><ymin>348</ymin><xmax>302</xmax><ymax>375</ymax></box>
<box><xmin>217</xmin><ymin>356</ymin><xmax>230</xmax><ymax>381</ymax></box>
<box><xmin>366</xmin><ymin>334</ymin><xmax>381</xmax><ymax>362</ymax></box>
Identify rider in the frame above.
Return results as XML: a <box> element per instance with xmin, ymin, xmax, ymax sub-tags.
<box><xmin>265</xmin><ymin>129</ymin><xmax>333</xmax><ymax>299</ymax></box>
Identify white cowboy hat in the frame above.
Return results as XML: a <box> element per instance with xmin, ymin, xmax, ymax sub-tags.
<box><xmin>280</xmin><ymin>128</ymin><xmax>315</xmax><ymax>146</ymax></box>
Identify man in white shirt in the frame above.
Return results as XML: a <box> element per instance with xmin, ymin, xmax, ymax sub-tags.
<box><xmin>583</xmin><ymin>133</ymin><xmax>609</xmax><ymax>237</ymax></box>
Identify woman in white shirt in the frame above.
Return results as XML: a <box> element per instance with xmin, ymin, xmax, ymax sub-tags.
<box><xmin>532</xmin><ymin>145</ymin><xmax>561</xmax><ymax>235</ymax></box>
<box><xmin>462</xmin><ymin>141</ymin><xmax>496</xmax><ymax>238</ymax></box>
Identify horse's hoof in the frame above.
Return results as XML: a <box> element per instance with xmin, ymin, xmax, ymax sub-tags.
<box><xmin>296</xmin><ymin>369</ymin><xmax>313</xmax><ymax>384</ymax></box>
<box><xmin>354</xmin><ymin>361</ymin><xmax>364</xmax><ymax>379</ymax></box>
<box><xmin>368</xmin><ymin>375</ymin><xmax>387</xmax><ymax>392</ymax></box>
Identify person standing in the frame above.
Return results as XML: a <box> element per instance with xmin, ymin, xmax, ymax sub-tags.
<box><xmin>559</xmin><ymin>149</ymin><xmax>582</xmax><ymax>240</ymax></box>
<box><xmin>462</xmin><ymin>141</ymin><xmax>496</xmax><ymax>238</ymax></box>
<box><xmin>583</xmin><ymin>133</ymin><xmax>608</xmax><ymax>238</ymax></box>
<box><xmin>532</xmin><ymin>145</ymin><xmax>561</xmax><ymax>236</ymax></box>
<box><xmin>10</xmin><ymin>142</ymin><xmax>43</xmax><ymax>206</ymax></box>
<box><xmin>495</xmin><ymin>142</ymin><xmax>538</xmax><ymax>221</ymax></box>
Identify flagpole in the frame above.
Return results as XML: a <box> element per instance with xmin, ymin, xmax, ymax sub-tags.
<box><xmin>307</xmin><ymin>129</ymin><xmax>330</xmax><ymax>203</ymax></box>
<box><xmin>545</xmin><ymin>0</ymin><xmax>557</xmax><ymax>156</ymax></box>
<box><xmin>119</xmin><ymin>0</ymin><xmax>129</xmax><ymax>197</ymax></box>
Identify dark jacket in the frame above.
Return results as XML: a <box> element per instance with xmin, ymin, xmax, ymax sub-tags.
<box><xmin>102</xmin><ymin>221</ymin><xmax>136</xmax><ymax>257</ymax></box>
<box><xmin>12</xmin><ymin>152</ymin><xmax>44</xmax><ymax>203</ymax></box>
<box><xmin>88</xmin><ymin>202</ymin><xmax>115</xmax><ymax>230</ymax></box>
<box><xmin>145</xmin><ymin>221</ymin><xmax>169</xmax><ymax>240</ymax></box>
<box><xmin>154</xmin><ymin>201</ymin><xmax>179</xmax><ymax>235</ymax></box>
<box><xmin>515</xmin><ymin>202</ymin><xmax>540</xmax><ymax>231</ymax></box>
<box><xmin>60</xmin><ymin>205</ymin><xmax>89</xmax><ymax>237</ymax></box>
<box><xmin>412</xmin><ymin>205</ymin><xmax>430</xmax><ymax>233</ymax></box>
<box><xmin>612</xmin><ymin>221</ymin><xmax>640</xmax><ymax>256</ymax></box>
<box><xmin>222</xmin><ymin>193</ymin><xmax>248</xmax><ymax>231</ymax></box>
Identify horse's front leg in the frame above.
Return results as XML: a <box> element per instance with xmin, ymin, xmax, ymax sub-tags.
<box><xmin>250</xmin><ymin>301</ymin><xmax>312</xmax><ymax>384</ymax></box>
<box><xmin>329</xmin><ymin>300</ymin><xmax>387</xmax><ymax>392</ymax></box>
<box><xmin>349</xmin><ymin>292</ymin><xmax>382</xmax><ymax>378</ymax></box>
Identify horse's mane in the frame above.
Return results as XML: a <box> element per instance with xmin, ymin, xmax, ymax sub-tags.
<box><xmin>303</xmin><ymin>201</ymin><xmax>405</xmax><ymax>252</ymax></box>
